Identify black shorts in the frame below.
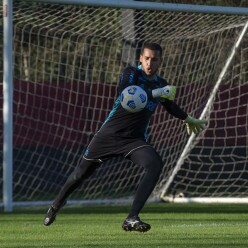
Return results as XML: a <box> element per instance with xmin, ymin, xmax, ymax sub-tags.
<box><xmin>83</xmin><ymin>131</ymin><xmax>151</xmax><ymax>162</ymax></box>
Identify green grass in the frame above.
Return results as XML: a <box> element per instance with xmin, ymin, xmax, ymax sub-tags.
<box><xmin>1</xmin><ymin>203</ymin><xmax>248</xmax><ymax>247</ymax></box>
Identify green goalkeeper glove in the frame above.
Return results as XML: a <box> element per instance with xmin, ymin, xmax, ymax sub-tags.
<box><xmin>152</xmin><ymin>85</ymin><xmax>176</xmax><ymax>100</ymax></box>
<box><xmin>184</xmin><ymin>115</ymin><xmax>207</xmax><ymax>135</ymax></box>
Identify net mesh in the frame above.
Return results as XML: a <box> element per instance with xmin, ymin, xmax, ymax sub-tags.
<box><xmin>0</xmin><ymin>1</ymin><xmax>248</xmax><ymax>203</ymax></box>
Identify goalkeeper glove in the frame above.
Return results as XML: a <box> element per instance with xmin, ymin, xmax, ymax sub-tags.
<box><xmin>183</xmin><ymin>115</ymin><xmax>207</xmax><ymax>135</ymax></box>
<box><xmin>152</xmin><ymin>85</ymin><xmax>176</xmax><ymax>100</ymax></box>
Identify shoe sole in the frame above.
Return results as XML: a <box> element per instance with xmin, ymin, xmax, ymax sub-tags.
<box><xmin>122</xmin><ymin>225</ymin><xmax>151</xmax><ymax>232</ymax></box>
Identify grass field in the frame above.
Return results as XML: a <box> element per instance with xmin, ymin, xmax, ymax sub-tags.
<box><xmin>1</xmin><ymin>203</ymin><xmax>248</xmax><ymax>247</ymax></box>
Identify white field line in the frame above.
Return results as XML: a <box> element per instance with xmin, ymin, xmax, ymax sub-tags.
<box><xmin>168</xmin><ymin>222</ymin><xmax>248</xmax><ymax>228</ymax></box>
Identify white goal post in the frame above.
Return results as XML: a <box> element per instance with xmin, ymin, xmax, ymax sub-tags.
<box><xmin>1</xmin><ymin>0</ymin><xmax>248</xmax><ymax>212</ymax></box>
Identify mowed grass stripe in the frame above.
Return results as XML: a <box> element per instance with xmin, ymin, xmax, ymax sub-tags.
<box><xmin>1</xmin><ymin>203</ymin><xmax>248</xmax><ymax>247</ymax></box>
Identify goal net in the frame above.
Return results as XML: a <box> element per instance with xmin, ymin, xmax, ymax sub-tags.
<box><xmin>1</xmin><ymin>0</ymin><xmax>248</xmax><ymax>206</ymax></box>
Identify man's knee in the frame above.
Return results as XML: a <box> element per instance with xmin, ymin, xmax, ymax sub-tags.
<box><xmin>130</xmin><ymin>147</ymin><xmax>163</xmax><ymax>174</ymax></box>
<box><xmin>150</xmin><ymin>159</ymin><xmax>163</xmax><ymax>175</ymax></box>
<box><xmin>73</xmin><ymin>158</ymin><xmax>100</xmax><ymax>181</ymax></box>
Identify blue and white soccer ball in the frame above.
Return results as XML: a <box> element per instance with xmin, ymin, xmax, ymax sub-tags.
<box><xmin>120</xmin><ymin>85</ymin><xmax>147</xmax><ymax>113</ymax></box>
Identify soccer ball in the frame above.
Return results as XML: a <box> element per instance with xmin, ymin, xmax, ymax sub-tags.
<box><xmin>120</xmin><ymin>85</ymin><xmax>147</xmax><ymax>113</ymax></box>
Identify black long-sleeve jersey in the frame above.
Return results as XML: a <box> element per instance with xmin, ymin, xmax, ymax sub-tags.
<box><xmin>98</xmin><ymin>66</ymin><xmax>188</xmax><ymax>140</ymax></box>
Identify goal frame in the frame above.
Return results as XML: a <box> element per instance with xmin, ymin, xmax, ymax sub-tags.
<box><xmin>3</xmin><ymin>0</ymin><xmax>13</xmax><ymax>212</ymax></box>
<box><xmin>2</xmin><ymin>0</ymin><xmax>248</xmax><ymax>212</ymax></box>
<box><xmin>161</xmin><ymin>19</ymin><xmax>248</xmax><ymax>203</ymax></box>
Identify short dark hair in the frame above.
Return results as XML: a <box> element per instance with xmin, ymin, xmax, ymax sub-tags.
<box><xmin>141</xmin><ymin>42</ymin><xmax>162</xmax><ymax>57</ymax></box>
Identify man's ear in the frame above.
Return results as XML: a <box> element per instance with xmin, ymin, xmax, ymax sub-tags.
<box><xmin>139</xmin><ymin>54</ymin><xmax>143</xmax><ymax>63</ymax></box>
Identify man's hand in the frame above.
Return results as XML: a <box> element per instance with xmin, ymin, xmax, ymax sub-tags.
<box><xmin>184</xmin><ymin>115</ymin><xmax>207</xmax><ymax>135</ymax></box>
<box><xmin>152</xmin><ymin>85</ymin><xmax>176</xmax><ymax>100</ymax></box>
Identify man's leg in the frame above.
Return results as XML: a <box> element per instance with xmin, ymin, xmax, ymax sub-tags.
<box><xmin>44</xmin><ymin>158</ymin><xmax>100</xmax><ymax>226</ymax></box>
<box><xmin>122</xmin><ymin>146</ymin><xmax>163</xmax><ymax>232</ymax></box>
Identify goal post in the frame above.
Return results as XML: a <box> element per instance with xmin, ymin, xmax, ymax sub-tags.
<box><xmin>160</xmin><ymin>20</ymin><xmax>248</xmax><ymax>202</ymax></box>
<box><xmin>2</xmin><ymin>0</ymin><xmax>13</xmax><ymax>212</ymax></box>
<box><xmin>1</xmin><ymin>0</ymin><xmax>248</xmax><ymax>211</ymax></box>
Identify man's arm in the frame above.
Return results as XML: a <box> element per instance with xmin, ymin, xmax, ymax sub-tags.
<box><xmin>160</xmin><ymin>99</ymin><xmax>188</xmax><ymax>120</ymax></box>
<box><xmin>119</xmin><ymin>67</ymin><xmax>138</xmax><ymax>92</ymax></box>
<box><xmin>160</xmin><ymin>99</ymin><xmax>207</xmax><ymax>135</ymax></box>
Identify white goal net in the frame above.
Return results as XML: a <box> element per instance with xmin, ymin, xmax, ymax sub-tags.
<box><xmin>1</xmin><ymin>0</ymin><xmax>248</xmax><ymax>207</ymax></box>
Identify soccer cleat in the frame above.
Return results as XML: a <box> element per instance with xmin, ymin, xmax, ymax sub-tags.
<box><xmin>43</xmin><ymin>201</ymin><xmax>67</xmax><ymax>226</ymax></box>
<box><xmin>122</xmin><ymin>216</ymin><xmax>151</xmax><ymax>232</ymax></box>
<box><xmin>43</xmin><ymin>205</ymin><xmax>58</xmax><ymax>226</ymax></box>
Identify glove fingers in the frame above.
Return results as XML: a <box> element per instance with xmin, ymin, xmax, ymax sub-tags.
<box><xmin>197</xmin><ymin>123</ymin><xmax>206</xmax><ymax>132</ymax></box>
<box><xmin>193</xmin><ymin>126</ymin><xmax>198</xmax><ymax>134</ymax></box>
<box><xmin>194</xmin><ymin>123</ymin><xmax>206</xmax><ymax>134</ymax></box>
<box><xmin>187</xmin><ymin>127</ymin><xmax>192</xmax><ymax>135</ymax></box>
<box><xmin>200</xmin><ymin>119</ymin><xmax>207</xmax><ymax>124</ymax></box>
<box><xmin>195</xmin><ymin>125</ymin><xmax>202</xmax><ymax>133</ymax></box>
<box><xmin>189</xmin><ymin>124</ymin><xmax>201</xmax><ymax>134</ymax></box>
<box><xmin>184</xmin><ymin>117</ymin><xmax>207</xmax><ymax>135</ymax></box>
<box><xmin>185</xmin><ymin>123</ymin><xmax>191</xmax><ymax>135</ymax></box>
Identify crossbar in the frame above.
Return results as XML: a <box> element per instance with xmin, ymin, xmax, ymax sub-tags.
<box><xmin>35</xmin><ymin>0</ymin><xmax>248</xmax><ymax>16</ymax></box>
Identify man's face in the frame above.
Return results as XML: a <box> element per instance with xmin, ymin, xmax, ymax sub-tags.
<box><xmin>139</xmin><ymin>48</ymin><xmax>162</xmax><ymax>80</ymax></box>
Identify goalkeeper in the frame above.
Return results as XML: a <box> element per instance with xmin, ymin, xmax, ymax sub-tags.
<box><xmin>44</xmin><ymin>42</ymin><xmax>207</xmax><ymax>232</ymax></box>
